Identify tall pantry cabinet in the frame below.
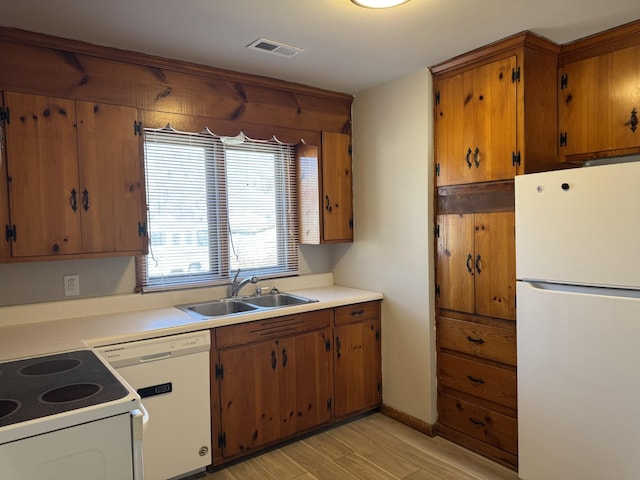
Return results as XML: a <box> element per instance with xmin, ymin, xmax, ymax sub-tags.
<box><xmin>431</xmin><ymin>32</ymin><xmax>559</xmax><ymax>468</ymax></box>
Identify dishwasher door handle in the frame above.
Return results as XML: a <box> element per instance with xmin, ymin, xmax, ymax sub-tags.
<box><xmin>139</xmin><ymin>351</ymin><xmax>173</xmax><ymax>362</ymax></box>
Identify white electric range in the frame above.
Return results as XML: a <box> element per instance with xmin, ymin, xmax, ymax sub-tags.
<box><xmin>0</xmin><ymin>348</ymin><xmax>145</xmax><ymax>480</ymax></box>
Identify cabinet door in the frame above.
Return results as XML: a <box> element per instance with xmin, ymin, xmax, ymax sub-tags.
<box><xmin>334</xmin><ymin>318</ymin><xmax>382</xmax><ymax>418</ymax></box>
<box><xmin>219</xmin><ymin>341</ymin><xmax>280</xmax><ymax>458</ymax></box>
<box><xmin>435</xmin><ymin>73</ymin><xmax>465</xmax><ymax>186</ymax></box>
<box><xmin>321</xmin><ymin>132</ymin><xmax>353</xmax><ymax>242</ymax></box>
<box><xmin>77</xmin><ymin>102</ymin><xmax>146</xmax><ymax>254</ymax></box>
<box><xmin>218</xmin><ymin>329</ymin><xmax>332</xmax><ymax>460</ymax></box>
<box><xmin>435</xmin><ymin>213</ymin><xmax>475</xmax><ymax>313</ymax></box>
<box><xmin>4</xmin><ymin>92</ymin><xmax>82</xmax><ymax>256</ymax></box>
<box><xmin>474</xmin><ymin>212</ymin><xmax>516</xmax><ymax>321</ymax></box>
<box><xmin>435</xmin><ymin>57</ymin><xmax>517</xmax><ymax>186</ymax></box>
<box><xmin>470</xmin><ymin>57</ymin><xmax>517</xmax><ymax>183</ymax></box>
<box><xmin>559</xmin><ymin>45</ymin><xmax>640</xmax><ymax>156</ymax></box>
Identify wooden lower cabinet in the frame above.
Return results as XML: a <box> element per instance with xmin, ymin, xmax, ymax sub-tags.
<box><xmin>210</xmin><ymin>301</ymin><xmax>382</xmax><ymax>466</ymax></box>
<box><xmin>436</xmin><ymin>312</ymin><xmax>517</xmax><ymax>467</ymax></box>
<box><xmin>334</xmin><ymin>302</ymin><xmax>382</xmax><ymax>418</ymax></box>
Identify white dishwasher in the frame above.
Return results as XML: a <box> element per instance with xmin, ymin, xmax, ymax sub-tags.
<box><xmin>97</xmin><ymin>331</ymin><xmax>211</xmax><ymax>480</ymax></box>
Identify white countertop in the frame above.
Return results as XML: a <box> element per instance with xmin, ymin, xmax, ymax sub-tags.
<box><xmin>0</xmin><ymin>275</ymin><xmax>383</xmax><ymax>362</ymax></box>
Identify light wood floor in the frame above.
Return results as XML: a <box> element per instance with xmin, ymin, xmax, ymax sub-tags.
<box><xmin>203</xmin><ymin>413</ymin><xmax>518</xmax><ymax>480</ymax></box>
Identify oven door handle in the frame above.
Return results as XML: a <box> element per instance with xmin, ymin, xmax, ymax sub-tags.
<box><xmin>130</xmin><ymin>406</ymin><xmax>148</xmax><ymax>480</ymax></box>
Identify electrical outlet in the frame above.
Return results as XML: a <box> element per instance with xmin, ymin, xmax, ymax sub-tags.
<box><xmin>63</xmin><ymin>274</ymin><xmax>80</xmax><ymax>297</ymax></box>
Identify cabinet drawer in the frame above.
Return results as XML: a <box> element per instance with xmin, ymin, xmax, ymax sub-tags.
<box><xmin>439</xmin><ymin>393</ymin><xmax>517</xmax><ymax>455</ymax></box>
<box><xmin>437</xmin><ymin>316</ymin><xmax>516</xmax><ymax>366</ymax></box>
<box><xmin>216</xmin><ymin>309</ymin><xmax>332</xmax><ymax>349</ymax></box>
<box><xmin>438</xmin><ymin>352</ymin><xmax>516</xmax><ymax>409</ymax></box>
<box><xmin>335</xmin><ymin>301</ymin><xmax>380</xmax><ymax>326</ymax></box>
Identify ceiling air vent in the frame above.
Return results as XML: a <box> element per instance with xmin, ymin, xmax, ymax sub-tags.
<box><xmin>246</xmin><ymin>38</ymin><xmax>303</xmax><ymax>58</ymax></box>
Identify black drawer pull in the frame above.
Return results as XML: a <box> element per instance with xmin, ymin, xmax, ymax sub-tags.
<box><xmin>467</xmin><ymin>375</ymin><xmax>485</xmax><ymax>385</ymax></box>
<box><xmin>469</xmin><ymin>417</ymin><xmax>486</xmax><ymax>427</ymax></box>
<box><xmin>351</xmin><ymin>309</ymin><xmax>364</xmax><ymax>316</ymax></box>
<box><xmin>466</xmin><ymin>336</ymin><xmax>485</xmax><ymax>345</ymax></box>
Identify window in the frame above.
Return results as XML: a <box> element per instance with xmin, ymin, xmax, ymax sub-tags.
<box><xmin>136</xmin><ymin>127</ymin><xmax>298</xmax><ymax>291</ymax></box>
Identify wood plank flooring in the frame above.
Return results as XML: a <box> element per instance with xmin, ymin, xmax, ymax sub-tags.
<box><xmin>203</xmin><ymin>413</ymin><xmax>518</xmax><ymax>480</ymax></box>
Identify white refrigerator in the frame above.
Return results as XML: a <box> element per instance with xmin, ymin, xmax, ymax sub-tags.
<box><xmin>515</xmin><ymin>160</ymin><xmax>640</xmax><ymax>480</ymax></box>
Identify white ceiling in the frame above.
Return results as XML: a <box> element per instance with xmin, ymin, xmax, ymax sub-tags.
<box><xmin>1</xmin><ymin>0</ymin><xmax>640</xmax><ymax>95</ymax></box>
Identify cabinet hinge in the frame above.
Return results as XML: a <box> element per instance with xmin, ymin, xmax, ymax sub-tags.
<box><xmin>435</xmin><ymin>284</ymin><xmax>440</xmax><ymax>297</ymax></box>
<box><xmin>375</xmin><ymin>328</ymin><xmax>380</xmax><ymax>342</ymax></box>
<box><xmin>133</xmin><ymin>120</ymin><xmax>143</xmax><ymax>136</ymax></box>
<box><xmin>512</xmin><ymin>151</ymin><xmax>521</xmax><ymax>167</ymax></box>
<box><xmin>436</xmin><ymin>163</ymin><xmax>440</xmax><ymax>177</ymax></box>
<box><xmin>215</xmin><ymin>364</ymin><xmax>224</xmax><ymax>380</ymax></box>
<box><xmin>435</xmin><ymin>90</ymin><xmax>440</xmax><ymax>105</ymax></box>
<box><xmin>138</xmin><ymin>222</ymin><xmax>148</xmax><ymax>237</ymax></box>
<box><xmin>325</xmin><ymin>338</ymin><xmax>331</xmax><ymax>352</ymax></box>
<box><xmin>560</xmin><ymin>73</ymin><xmax>568</xmax><ymax>90</ymax></box>
<box><xmin>348</xmin><ymin>144</ymin><xmax>352</xmax><ymax>156</ymax></box>
<box><xmin>377</xmin><ymin>381</ymin><xmax>382</xmax><ymax>395</ymax></box>
<box><xmin>349</xmin><ymin>217</ymin><xmax>353</xmax><ymax>230</ymax></box>
<box><xmin>435</xmin><ymin>224</ymin><xmax>440</xmax><ymax>238</ymax></box>
<box><xmin>218</xmin><ymin>432</ymin><xmax>226</xmax><ymax>448</ymax></box>
<box><xmin>327</xmin><ymin>398</ymin><xmax>332</xmax><ymax>411</ymax></box>
<box><xmin>0</xmin><ymin>107</ymin><xmax>10</xmax><ymax>124</ymax></box>
<box><xmin>511</xmin><ymin>66</ymin><xmax>521</xmax><ymax>83</ymax></box>
<box><xmin>5</xmin><ymin>224</ymin><xmax>16</xmax><ymax>243</ymax></box>
<box><xmin>560</xmin><ymin>132</ymin><xmax>568</xmax><ymax>147</ymax></box>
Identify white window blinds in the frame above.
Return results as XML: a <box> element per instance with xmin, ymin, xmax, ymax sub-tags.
<box><xmin>137</xmin><ymin>127</ymin><xmax>298</xmax><ymax>291</ymax></box>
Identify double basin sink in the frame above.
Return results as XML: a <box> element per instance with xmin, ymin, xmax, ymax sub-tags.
<box><xmin>176</xmin><ymin>292</ymin><xmax>318</xmax><ymax>320</ymax></box>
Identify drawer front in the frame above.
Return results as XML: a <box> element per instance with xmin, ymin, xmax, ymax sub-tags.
<box><xmin>216</xmin><ymin>309</ymin><xmax>332</xmax><ymax>349</ymax></box>
<box><xmin>439</xmin><ymin>393</ymin><xmax>517</xmax><ymax>455</ymax></box>
<box><xmin>438</xmin><ymin>352</ymin><xmax>516</xmax><ymax>409</ymax></box>
<box><xmin>437</xmin><ymin>316</ymin><xmax>516</xmax><ymax>366</ymax></box>
<box><xmin>335</xmin><ymin>301</ymin><xmax>380</xmax><ymax>326</ymax></box>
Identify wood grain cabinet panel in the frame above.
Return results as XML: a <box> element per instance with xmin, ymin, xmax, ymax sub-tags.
<box><xmin>559</xmin><ymin>44</ymin><xmax>640</xmax><ymax>159</ymax></box>
<box><xmin>439</xmin><ymin>393</ymin><xmax>517</xmax><ymax>456</ymax></box>
<box><xmin>436</xmin><ymin>212</ymin><xmax>516</xmax><ymax>321</ymax></box>
<box><xmin>297</xmin><ymin>131</ymin><xmax>353</xmax><ymax>244</ymax></box>
<box><xmin>437</xmin><ymin>316</ymin><xmax>516</xmax><ymax>366</ymax></box>
<box><xmin>2</xmin><ymin>91</ymin><xmax>147</xmax><ymax>259</ymax></box>
<box><xmin>438</xmin><ymin>352</ymin><xmax>517</xmax><ymax>410</ymax></box>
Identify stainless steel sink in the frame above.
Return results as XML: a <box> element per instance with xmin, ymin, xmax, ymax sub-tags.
<box><xmin>178</xmin><ymin>299</ymin><xmax>258</xmax><ymax>318</ymax></box>
<box><xmin>243</xmin><ymin>292</ymin><xmax>317</xmax><ymax>308</ymax></box>
<box><xmin>176</xmin><ymin>292</ymin><xmax>317</xmax><ymax>319</ymax></box>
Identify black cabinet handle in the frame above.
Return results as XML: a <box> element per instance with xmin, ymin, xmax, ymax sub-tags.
<box><xmin>466</xmin><ymin>148</ymin><xmax>472</xmax><ymax>168</ymax></box>
<box><xmin>630</xmin><ymin>108</ymin><xmax>638</xmax><ymax>132</ymax></box>
<box><xmin>271</xmin><ymin>350</ymin><xmax>277</xmax><ymax>370</ymax></box>
<box><xmin>473</xmin><ymin>147</ymin><xmax>480</xmax><ymax>167</ymax></box>
<box><xmin>70</xmin><ymin>188</ymin><xmax>78</xmax><ymax>212</ymax></box>
<box><xmin>82</xmin><ymin>188</ymin><xmax>90</xmax><ymax>211</ymax></box>
<box><xmin>475</xmin><ymin>254</ymin><xmax>482</xmax><ymax>274</ymax></box>
<box><xmin>351</xmin><ymin>309</ymin><xmax>364</xmax><ymax>317</ymax></box>
<box><xmin>282</xmin><ymin>347</ymin><xmax>288</xmax><ymax>368</ymax></box>
<box><xmin>466</xmin><ymin>335</ymin><xmax>485</xmax><ymax>345</ymax></box>
<box><xmin>467</xmin><ymin>375</ymin><xmax>485</xmax><ymax>385</ymax></box>
<box><xmin>336</xmin><ymin>336</ymin><xmax>341</xmax><ymax>359</ymax></box>
<box><xmin>469</xmin><ymin>417</ymin><xmax>486</xmax><ymax>427</ymax></box>
<box><xmin>466</xmin><ymin>253</ymin><xmax>473</xmax><ymax>274</ymax></box>
<box><xmin>325</xmin><ymin>195</ymin><xmax>332</xmax><ymax>212</ymax></box>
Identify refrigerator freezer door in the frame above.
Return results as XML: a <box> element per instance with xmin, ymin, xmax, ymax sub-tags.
<box><xmin>515</xmin><ymin>161</ymin><xmax>640</xmax><ymax>289</ymax></box>
<box><xmin>517</xmin><ymin>281</ymin><xmax>640</xmax><ymax>480</ymax></box>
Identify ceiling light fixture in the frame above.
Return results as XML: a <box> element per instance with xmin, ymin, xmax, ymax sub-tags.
<box><xmin>351</xmin><ymin>0</ymin><xmax>411</xmax><ymax>8</ymax></box>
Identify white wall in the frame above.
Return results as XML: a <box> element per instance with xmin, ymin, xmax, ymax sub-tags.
<box><xmin>332</xmin><ymin>68</ymin><xmax>436</xmax><ymax>423</ymax></box>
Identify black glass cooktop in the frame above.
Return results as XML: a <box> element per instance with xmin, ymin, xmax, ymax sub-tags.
<box><xmin>0</xmin><ymin>349</ymin><xmax>128</xmax><ymax>427</ymax></box>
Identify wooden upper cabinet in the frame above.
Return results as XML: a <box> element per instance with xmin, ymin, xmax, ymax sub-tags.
<box><xmin>3</xmin><ymin>92</ymin><xmax>147</xmax><ymax>259</ymax></box>
<box><xmin>297</xmin><ymin>131</ymin><xmax>353</xmax><ymax>244</ymax></box>
<box><xmin>558</xmin><ymin>44</ymin><xmax>640</xmax><ymax>159</ymax></box>
<box><xmin>433</xmin><ymin>32</ymin><xmax>560</xmax><ymax>187</ymax></box>
<box><xmin>435</xmin><ymin>212</ymin><xmax>515</xmax><ymax>321</ymax></box>
<box><xmin>4</xmin><ymin>93</ymin><xmax>82</xmax><ymax>257</ymax></box>
<box><xmin>76</xmin><ymin>101</ymin><xmax>146</xmax><ymax>254</ymax></box>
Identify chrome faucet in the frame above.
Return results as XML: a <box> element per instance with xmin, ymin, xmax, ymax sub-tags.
<box><xmin>229</xmin><ymin>269</ymin><xmax>258</xmax><ymax>298</ymax></box>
